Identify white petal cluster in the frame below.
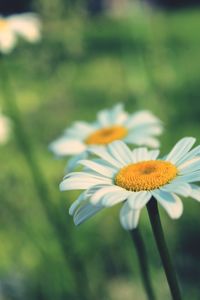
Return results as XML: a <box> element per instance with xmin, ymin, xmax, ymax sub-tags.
<box><xmin>60</xmin><ymin>137</ymin><xmax>200</xmax><ymax>230</ymax></box>
<box><xmin>49</xmin><ymin>103</ymin><xmax>163</xmax><ymax>170</ymax></box>
<box><xmin>0</xmin><ymin>13</ymin><xmax>41</xmax><ymax>54</ymax></box>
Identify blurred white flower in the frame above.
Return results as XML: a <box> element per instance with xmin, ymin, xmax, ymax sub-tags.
<box><xmin>0</xmin><ymin>13</ymin><xmax>41</xmax><ymax>54</ymax></box>
<box><xmin>0</xmin><ymin>112</ymin><xmax>11</xmax><ymax>144</ymax></box>
<box><xmin>60</xmin><ymin>137</ymin><xmax>200</xmax><ymax>230</ymax></box>
<box><xmin>50</xmin><ymin>103</ymin><xmax>163</xmax><ymax>170</ymax></box>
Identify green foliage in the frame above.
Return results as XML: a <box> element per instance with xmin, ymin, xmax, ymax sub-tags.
<box><xmin>0</xmin><ymin>2</ymin><xmax>200</xmax><ymax>299</ymax></box>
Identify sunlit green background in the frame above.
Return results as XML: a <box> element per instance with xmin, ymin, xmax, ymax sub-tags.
<box><xmin>0</xmin><ymin>0</ymin><xmax>200</xmax><ymax>299</ymax></box>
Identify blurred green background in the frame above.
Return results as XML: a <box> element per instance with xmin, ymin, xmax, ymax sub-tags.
<box><xmin>0</xmin><ymin>0</ymin><xmax>200</xmax><ymax>299</ymax></box>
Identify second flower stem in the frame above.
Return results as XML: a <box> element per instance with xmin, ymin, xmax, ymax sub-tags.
<box><xmin>130</xmin><ymin>228</ymin><xmax>156</xmax><ymax>300</ymax></box>
<box><xmin>147</xmin><ymin>198</ymin><xmax>182</xmax><ymax>300</ymax></box>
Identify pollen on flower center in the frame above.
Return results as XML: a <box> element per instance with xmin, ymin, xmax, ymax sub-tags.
<box><xmin>0</xmin><ymin>19</ymin><xmax>8</xmax><ymax>30</ymax></box>
<box><xmin>85</xmin><ymin>126</ymin><xmax>128</xmax><ymax>145</ymax></box>
<box><xmin>115</xmin><ymin>160</ymin><xmax>178</xmax><ymax>191</ymax></box>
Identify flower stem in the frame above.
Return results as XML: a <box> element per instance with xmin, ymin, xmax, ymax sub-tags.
<box><xmin>147</xmin><ymin>198</ymin><xmax>182</xmax><ymax>300</ymax></box>
<box><xmin>130</xmin><ymin>228</ymin><xmax>156</xmax><ymax>300</ymax></box>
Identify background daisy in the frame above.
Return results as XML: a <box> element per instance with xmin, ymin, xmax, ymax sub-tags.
<box><xmin>0</xmin><ymin>112</ymin><xmax>11</xmax><ymax>144</ymax></box>
<box><xmin>50</xmin><ymin>103</ymin><xmax>163</xmax><ymax>170</ymax></box>
<box><xmin>0</xmin><ymin>13</ymin><xmax>41</xmax><ymax>54</ymax></box>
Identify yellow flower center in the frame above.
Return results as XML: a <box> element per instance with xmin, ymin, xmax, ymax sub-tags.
<box><xmin>115</xmin><ymin>160</ymin><xmax>177</xmax><ymax>191</ymax></box>
<box><xmin>85</xmin><ymin>126</ymin><xmax>128</xmax><ymax>145</ymax></box>
<box><xmin>0</xmin><ymin>19</ymin><xmax>8</xmax><ymax>31</ymax></box>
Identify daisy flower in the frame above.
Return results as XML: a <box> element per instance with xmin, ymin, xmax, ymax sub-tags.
<box><xmin>49</xmin><ymin>104</ymin><xmax>163</xmax><ymax>170</ymax></box>
<box><xmin>60</xmin><ymin>137</ymin><xmax>200</xmax><ymax>230</ymax></box>
<box><xmin>0</xmin><ymin>112</ymin><xmax>11</xmax><ymax>144</ymax></box>
<box><xmin>0</xmin><ymin>13</ymin><xmax>41</xmax><ymax>54</ymax></box>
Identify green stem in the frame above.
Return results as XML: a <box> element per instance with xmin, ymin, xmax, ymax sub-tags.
<box><xmin>130</xmin><ymin>229</ymin><xmax>156</xmax><ymax>300</ymax></box>
<box><xmin>0</xmin><ymin>56</ymin><xmax>92</xmax><ymax>300</ymax></box>
<box><xmin>147</xmin><ymin>198</ymin><xmax>182</xmax><ymax>300</ymax></box>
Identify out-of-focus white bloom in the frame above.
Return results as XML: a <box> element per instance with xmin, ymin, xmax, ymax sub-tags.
<box><xmin>0</xmin><ymin>112</ymin><xmax>11</xmax><ymax>144</ymax></box>
<box><xmin>0</xmin><ymin>13</ymin><xmax>41</xmax><ymax>54</ymax></box>
<box><xmin>60</xmin><ymin>137</ymin><xmax>200</xmax><ymax>230</ymax></box>
<box><xmin>49</xmin><ymin>103</ymin><xmax>163</xmax><ymax>170</ymax></box>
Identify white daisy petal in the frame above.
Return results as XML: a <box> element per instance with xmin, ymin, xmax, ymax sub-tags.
<box><xmin>128</xmin><ymin>191</ymin><xmax>151</xmax><ymax>209</ymax></box>
<box><xmin>166</xmin><ymin>137</ymin><xmax>196</xmax><ymax>164</ymax></box>
<box><xmin>63</xmin><ymin>170</ymin><xmax>113</xmax><ymax>182</ymax></box>
<box><xmin>111</xmin><ymin>103</ymin><xmax>123</xmax><ymax>113</ymax></box>
<box><xmin>60</xmin><ymin>174</ymin><xmax>112</xmax><ymax>191</ymax></box>
<box><xmin>152</xmin><ymin>190</ymin><xmax>183</xmax><ymax>219</ymax></box>
<box><xmin>130</xmin><ymin>124</ymin><xmax>163</xmax><ymax>136</ymax></box>
<box><xmin>178</xmin><ymin>157</ymin><xmax>200</xmax><ymax>174</ymax></box>
<box><xmin>49</xmin><ymin>137</ymin><xmax>86</xmax><ymax>156</ymax></box>
<box><xmin>90</xmin><ymin>185</ymin><xmax>125</xmax><ymax>205</ymax></box>
<box><xmin>125</xmin><ymin>110</ymin><xmax>161</xmax><ymax>129</ymax></box>
<box><xmin>125</xmin><ymin>135</ymin><xmax>160</xmax><ymax>148</ymax></box>
<box><xmin>78</xmin><ymin>159</ymin><xmax>117</xmax><ymax>178</ymax></box>
<box><xmin>97</xmin><ymin>103</ymin><xmax>127</xmax><ymax>126</ymax></box>
<box><xmin>63</xmin><ymin>170</ymin><xmax>112</xmax><ymax>180</ymax></box>
<box><xmin>173</xmin><ymin>172</ymin><xmax>200</xmax><ymax>184</ymax></box>
<box><xmin>115</xmin><ymin>113</ymin><xmax>128</xmax><ymax>125</ymax></box>
<box><xmin>148</xmin><ymin>149</ymin><xmax>160</xmax><ymax>160</ymax></box>
<box><xmin>152</xmin><ymin>189</ymin><xmax>176</xmax><ymax>203</ymax></box>
<box><xmin>63</xmin><ymin>171</ymin><xmax>87</xmax><ymax>179</ymax></box>
<box><xmin>160</xmin><ymin>183</ymin><xmax>191</xmax><ymax>197</ymax></box>
<box><xmin>97</xmin><ymin>109</ymin><xmax>113</xmax><ymax>126</ymax></box>
<box><xmin>97</xmin><ymin>113</ymin><xmax>109</xmax><ymax>126</ymax></box>
<box><xmin>0</xmin><ymin>29</ymin><xmax>16</xmax><ymax>53</ymax></box>
<box><xmin>189</xmin><ymin>184</ymin><xmax>200</xmax><ymax>202</ymax></box>
<box><xmin>120</xmin><ymin>202</ymin><xmax>141</xmax><ymax>230</ymax></box>
<box><xmin>88</xmin><ymin>146</ymin><xmax>124</xmax><ymax>168</ymax></box>
<box><xmin>108</xmin><ymin>140</ymin><xmax>134</xmax><ymax>165</ymax></box>
<box><xmin>109</xmin><ymin>103</ymin><xmax>126</xmax><ymax>122</ymax></box>
<box><xmin>140</xmin><ymin>137</ymin><xmax>160</xmax><ymax>148</ymax></box>
<box><xmin>102</xmin><ymin>190</ymin><xmax>130</xmax><ymax>207</ymax></box>
<box><xmin>9</xmin><ymin>13</ymin><xmax>41</xmax><ymax>42</ymax></box>
<box><xmin>69</xmin><ymin>192</ymin><xmax>87</xmax><ymax>216</ymax></box>
<box><xmin>92</xmin><ymin>158</ymin><xmax>119</xmax><ymax>169</ymax></box>
<box><xmin>111</xmin><ymin>104</ymin><xmax>128</xmax><ymax>124</ymax></box>
<box><xmin>65</xmin><ymin>152</ymin><xmax>88</xmax><ymax>173</ymax></box>
<box><xmin>175</xmin><ymin>145</ymin><xmax>200</xmax><ymax>166</ymax></box>
<box><xmin>86</xmin><ymin>184</ymin><xmax>106</xmax><ymax>196</ymax></box>
<box><xmin>74</xmin><ymin>202</ymin><xmax>104</xmax><ymax>226</ymax></box>
<box><xmin>131</xmin><ymin>147</ymin><xmax>149</xmax><ymax>162</ymax></box>
<box><xmin>60</xmin><ymin>178</ymin><xmax>97</xmax><ymax>191</ymax></box>
<box><xmin>65</xmin><ymin>121</ymin><xmax>96</xmax><ymax>137</ymax></box>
